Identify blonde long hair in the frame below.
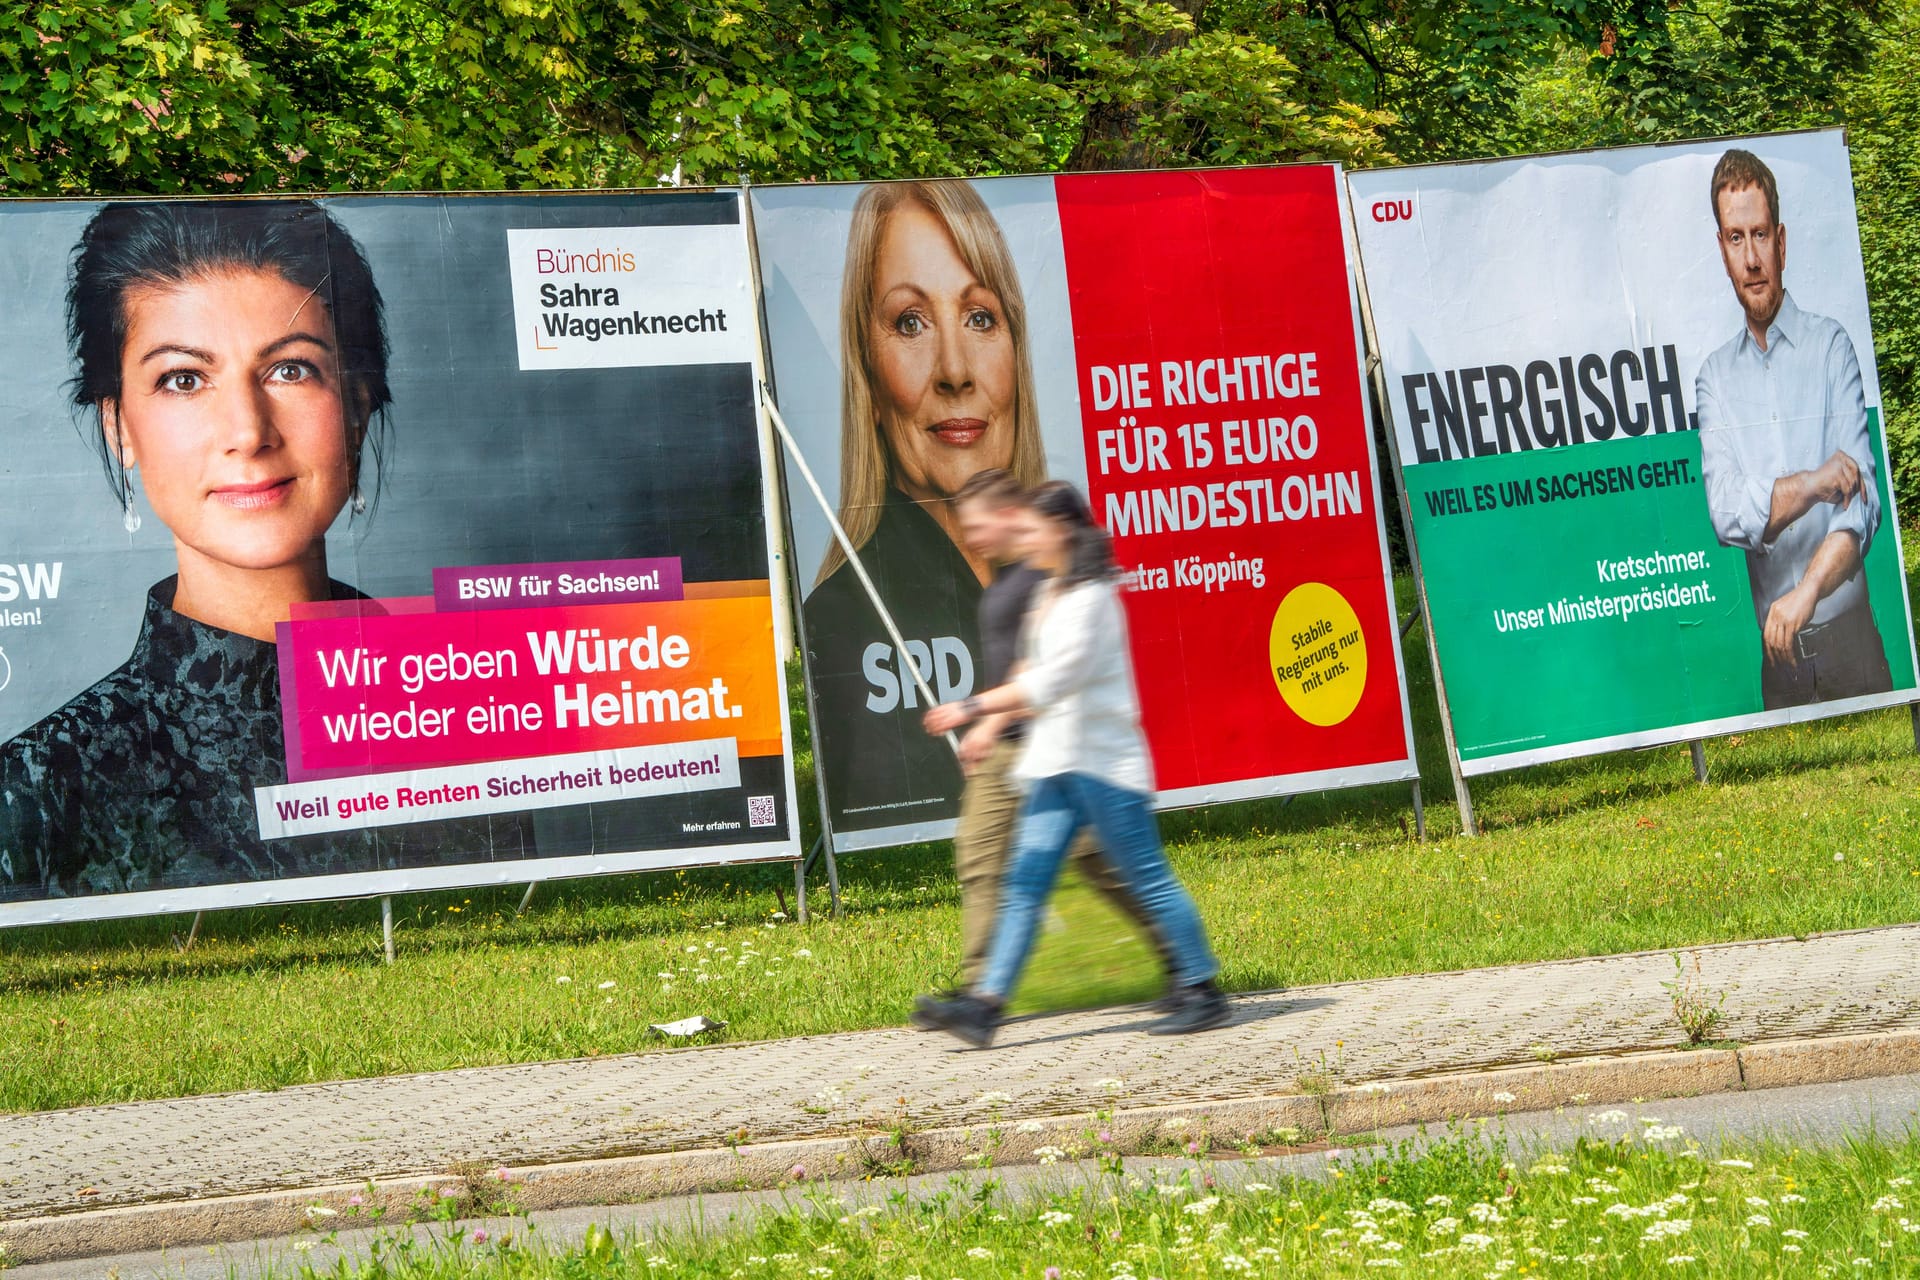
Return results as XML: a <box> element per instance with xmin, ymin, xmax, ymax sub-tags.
<box><xmin>816</xmin><ymin>180</ymin><xmax>1047</xmax><ymax>587</ymax></box>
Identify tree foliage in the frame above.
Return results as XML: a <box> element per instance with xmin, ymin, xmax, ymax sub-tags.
<box><xmin>1840</xmin><ymin>0</ymin><xmax>1920</xmax><ymax>509</ymax></box>
<box><xmin>1</xmin><ymin>0</ymin><xmax>1915</xmax><ymax>510</ymax></box>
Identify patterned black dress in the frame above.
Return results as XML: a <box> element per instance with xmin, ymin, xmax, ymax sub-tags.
<box><xmin>0</xmin><ymin>577</ymin><xmax>532</xmax><ymax>902</ymax></box>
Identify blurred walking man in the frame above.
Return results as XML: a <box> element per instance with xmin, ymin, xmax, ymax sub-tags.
<box><xmin>912</xmin><ymin>469</ymin><xmax>1170</xmax><ymax>1023</ymax></box>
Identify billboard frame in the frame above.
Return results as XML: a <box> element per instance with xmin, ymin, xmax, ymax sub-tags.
<box><xmin>1346</xmin><ymin>128</ymin><xmax>1920</xmax><ymax>818</ymax></box>
<box><xmin>0</xmin><ymin>186</ymin><xmax>807</xmax><ymax>930</ymax></box>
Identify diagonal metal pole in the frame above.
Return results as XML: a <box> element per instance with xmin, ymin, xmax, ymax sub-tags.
<box><xmin>759</xmin><ymin>385</ymin><xmax>959</xmax><ymax>755</ymax></box>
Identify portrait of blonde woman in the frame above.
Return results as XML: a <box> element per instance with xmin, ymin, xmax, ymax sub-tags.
<box><xmin>803</xmin><ymin>180</ymin><xmax>1048</xmax><ymax>833</ymax></box>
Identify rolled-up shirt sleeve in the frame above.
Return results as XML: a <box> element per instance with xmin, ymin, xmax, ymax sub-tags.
<box><xmin>1696</xmin><ymin>362</ymin><xmax>1778</xmax><ymax>553</ymax></box>
<box><xmin>1820</xmin><ymin>326</ymin><xmax>1878</xmax><ymax>558</ymax></box>
<box><xmin>1015</xmin><ymin>586</ymin><xmax>1102</xmax><ymax>711</ymax></box>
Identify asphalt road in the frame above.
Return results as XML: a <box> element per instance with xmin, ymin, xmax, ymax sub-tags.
<box><xmin>18</xmin><ymin>1071</ymin><xmax>1920</xmax><ymax>1280</ymax></box>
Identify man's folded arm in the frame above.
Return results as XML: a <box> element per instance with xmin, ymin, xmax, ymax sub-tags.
<box><xmin>1696</xmin><ymin>368</ymin><xmax>1780</xmax><ymax>552</ymax></box>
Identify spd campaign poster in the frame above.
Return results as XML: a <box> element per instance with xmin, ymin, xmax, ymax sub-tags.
<box><xmin>751</xmin><ymin>168</ymin><xmax>1418</xmax><ymax>851</ymax></box>
<box><xmin>0</xmin><ymin>192</ymin><xmax>799</xmax><ymax>926</ymax></box>
<box><xmin>1350</xmin><ymin>130</ymin><xmax>1919</xmax><ymax>776</ymax></box>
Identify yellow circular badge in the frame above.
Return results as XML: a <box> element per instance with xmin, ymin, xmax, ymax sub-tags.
<box><xmin>1269</xmin><ymin>583</ymin><xmax>1367</xmax><ymax>727</ymax></box>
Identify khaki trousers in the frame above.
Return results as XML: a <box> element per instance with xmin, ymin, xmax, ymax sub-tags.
<box><xmin>953</xmin><ymin>737</ymin><xmax>1171</xmax><ymax>987</ymax></box>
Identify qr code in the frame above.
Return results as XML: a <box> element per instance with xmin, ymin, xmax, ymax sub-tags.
<box><xmin>747</xmin><ymin>795</ymin><xmax>777</xmax><ymax>828</ymax></box>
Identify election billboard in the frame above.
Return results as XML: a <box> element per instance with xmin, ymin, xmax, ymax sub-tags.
<box><xmin>1350</xmin><ymin>130</ymin><xmax>1919</xmax><ymax>777</ymax></box>
<box><xmin>751</xmin><ymin>168</ymin><xmax>1419</xmax><ymax>851</ymax></box>
<box><xmin>0</xmin><ymin>192</ymin><xmax>799</xmax><ymax>926</ymax></box>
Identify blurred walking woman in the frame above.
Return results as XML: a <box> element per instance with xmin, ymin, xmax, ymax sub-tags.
<box><xmin>0</xmin><ymin>201</ymin><xmax>524</xmax><ymax>900</ymax></box>
<box><xmin>918</xmin><ymin>482</ymin><xmax>1229</xmax><ymax>1045</ymax></box>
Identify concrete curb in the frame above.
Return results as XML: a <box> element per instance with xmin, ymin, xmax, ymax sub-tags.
<box><xmin>8</xmin><ymin>1028</ymin><xmax>1920</xmax><ymax>1266</ymax></box>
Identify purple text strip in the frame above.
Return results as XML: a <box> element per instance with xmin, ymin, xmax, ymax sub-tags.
<box><xmin>433</xmin><ymin>558</ymin><xmax>684</xmax><ymax>611</ymax></box>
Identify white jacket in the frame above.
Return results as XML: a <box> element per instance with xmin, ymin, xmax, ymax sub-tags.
<box><xmin>1013</xmin><ymin>578</ymin><xmax>1154</xmax><ymax>795</ymax></box>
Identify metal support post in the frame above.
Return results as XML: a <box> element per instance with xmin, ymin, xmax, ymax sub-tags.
<box><xmin>1689</xmin><ymin>740</ymin><xmax>1708</xmax><ymax>783</ymax></box>
<box><xmin>381</xmin><ymin>896</ymin><xmax>395</xmax><ymax>965</ymax></box>
<box><xmin>824</xmin><ymin>842</ymin><xmax>843</xmax><ymax>920</ymax></box>
<box><xmin>515</xmin><ymin>882</ymin><xmax>538</xmax><ymax>917</ymax></box>
<box><xmin>1343</xmin><ymin>196</ymin><xmax>1476</xmax><ymax>838</ymax></box>
<box><xmin>1411</xmin><ymin>781</ymin><xmax>1427</xmax><ymax>842</ymax></box>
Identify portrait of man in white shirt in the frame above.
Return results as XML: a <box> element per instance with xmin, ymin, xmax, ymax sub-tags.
<box><xmin>1696</xmin><ymin>148</ymin><xmax>1893</xmax><ymax>709</ymax></box>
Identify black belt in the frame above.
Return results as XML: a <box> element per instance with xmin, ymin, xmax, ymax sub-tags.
<box><xmin>1795</xmin><ymin>609</ymin><xmax>1862</xmax><ymax>662</ymax></box>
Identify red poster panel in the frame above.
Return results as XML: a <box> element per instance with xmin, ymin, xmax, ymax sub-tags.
<box><xmin>1056</xmin><ymin>168</ymin><xmax>1413</xmax><ymax>795</ymax></box>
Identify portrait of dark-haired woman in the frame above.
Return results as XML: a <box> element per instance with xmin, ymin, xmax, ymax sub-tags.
<box><xmin>0</xmin><ymin>200</ymin><xmax>529</xmax><ymax>901</ymax></box>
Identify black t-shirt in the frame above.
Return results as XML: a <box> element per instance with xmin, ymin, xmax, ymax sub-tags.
<box><xmin>802</xmin><ymin>487</ymin><xmax>982</xmax><ymax>839</ymax></box>
<box><xmin>979</xmin><ymin>560</ymin><xmax>1046</xmax><ymax>741</ymax></box>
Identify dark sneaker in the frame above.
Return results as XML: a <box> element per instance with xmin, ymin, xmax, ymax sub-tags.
<box><xmin>910</xmin><ymin>989</ymin><xmax>964</xmax><ymax>1030</ymax></box>
<box><xmin>913</xmin><ymin>994</ymin><xmax>1001</xmax><ymax>1048</ymax></box>
<box><xmin>1148</xmin><ymin>981</ymin><xmax>1230</xmax><ymax>1035</ymax></box>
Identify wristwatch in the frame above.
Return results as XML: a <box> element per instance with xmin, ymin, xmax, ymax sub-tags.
<box><xmin>961</xmin><ymin>695</ymin><xmax>984</xmax><ymax>722</ymax></box>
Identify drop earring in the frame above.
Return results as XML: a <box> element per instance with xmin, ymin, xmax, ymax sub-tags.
<box><xmin>350</xmin><ymin>485</ymin><xmax>367</xmax><ymax>516</ymax></box>
<box><xmin>122</xmin><ymin>471</ymin><xmax>142</xmax><ymax>534</ymax></box>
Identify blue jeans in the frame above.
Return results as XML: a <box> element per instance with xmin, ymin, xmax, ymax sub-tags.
<box><xmin>977</xmin><ymin>772</ymin><xmax>1218</xmax><ymax>1002</ymax></box>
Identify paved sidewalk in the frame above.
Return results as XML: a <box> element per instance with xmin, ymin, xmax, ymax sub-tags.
<box><xmin>5</xmin><ymin>925</ymin><xmax>1919</xmax><ymax>1223</ymax></box>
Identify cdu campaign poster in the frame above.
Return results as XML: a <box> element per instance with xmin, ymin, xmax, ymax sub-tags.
<box><xmin>1350</xmin><ymin>130</ymin><xmax>1919</xmax><ymax>775</ymax></box>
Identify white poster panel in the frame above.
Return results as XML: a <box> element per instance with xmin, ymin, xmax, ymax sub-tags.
<box><xmin>1351</xmin><ymin>130</ymin><xmax>1919</xmax><ymax>777</ymax></box>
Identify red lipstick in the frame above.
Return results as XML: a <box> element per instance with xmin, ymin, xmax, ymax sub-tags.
<box><xmin>928</xmin><ymin>418</ymin><xmax>988</xmax><ymax>447</ymax></box>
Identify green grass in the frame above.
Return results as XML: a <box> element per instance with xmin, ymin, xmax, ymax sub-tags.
<box><xmin>2</xmin><ymin>561</ymin><xmax>1920</xmax><ymax>1113</ymax></box>
<box><xmin>264</xmin><ymin>1126</ymin><xmax>1920</xmax><ymax>1278</ymax></box>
